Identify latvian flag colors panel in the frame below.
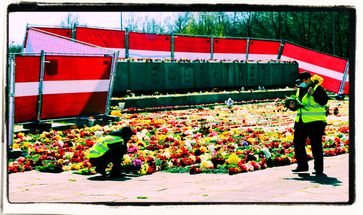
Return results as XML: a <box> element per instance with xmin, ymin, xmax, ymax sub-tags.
<box><xmin>281</xmin><ymin>43</ymin><xmax>349</xmax><ymax>94</ymax></box>
<box><xmin>213</xmin><ymin>38</ymin><xmax>247</xmax><ymax>60</ymax></box>
<box><xmin>128</xmin><ymin>32</ymin><xmax>171</xmax><ymax>59</ymax></box>
<box><xmin>75</xmin><ymin>27</ymin><xmax>126</xmax><ymax>57</ymax></box>
<box><xmin>24</xmin><ymin>28</ymin><xmax>115</xmax><ymax>55</ymax></box>
<box><xmin>174</xmin><ymin>35</ymin><xmax>211</xmax><ymax>60</ymax></box>
<box><xmin>247</xmin><ymin>39</ymin><xmax>281</xmax><ymax>61</ymax></box>
<box><xmin>14</xmin><ymin>55</ymin><xmax>113</xmax><ymax>123</ymax></box>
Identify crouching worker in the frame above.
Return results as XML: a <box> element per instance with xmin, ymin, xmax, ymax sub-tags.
<box><xmin>87</xmin><ymin>126</ymin><xmax>135</xmax><ymax>177</ymax></box>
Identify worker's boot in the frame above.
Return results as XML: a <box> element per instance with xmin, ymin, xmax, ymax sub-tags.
<box><xmin>109</xmin><ymin>165</ymin><xmax>125</xmax><ymax>178</ymax></box>
<box><xmin>95</xmin><ymin>166</ymin><xmax>107</xmax><ymax>177</ymax></box>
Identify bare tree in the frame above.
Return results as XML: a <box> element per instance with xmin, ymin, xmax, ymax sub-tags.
<box><xmin>60</xmin><ymin>13</ymin><xmax>80</xmax><ymax>28</ymax></box>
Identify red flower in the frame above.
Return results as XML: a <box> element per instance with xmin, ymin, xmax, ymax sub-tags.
<box><xmin>86</xmin><ymin>139</ymin><xmax>95</xmax><ymax>147</ymax></box>
<box><xmin>180</xmin><ymin>158</ymin><xmax>194</xmax><ymax>166</ymax></box>
<box><xmin>189</xmin><ymin>166</ymin><xmax>202</xmax><ymax>174</ymax></box>
<box><xmin>147</xmin><ymin>166</ymin><xmax>155</xmax><ymax>174</ymax></box>
<box><xmin>228</xmin><ymin>167</ymin><xmax>239</xmax><ymax>175</ymax></box>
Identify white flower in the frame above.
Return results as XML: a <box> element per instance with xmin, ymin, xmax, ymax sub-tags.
<box><xmin>261</xmin><ymin>147</ymin><xmax>271</xmax><ymax>159</ymax></box>
<box><xmin>225</xmin><ymin>98</ymin><xmax>234</xmax><ymax>108</ymax></box>
<box><xmin>95</xmin><ymin>130</ymin><xmax>103</xmax><ymax>138</ymax></box>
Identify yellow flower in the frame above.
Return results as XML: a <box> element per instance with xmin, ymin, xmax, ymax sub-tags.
<box><xmin>226</xmin><ymin>153</ymin><xmax>241</xmax><ymax>165</ymax></box>
<box><xmin>17</xmin><ymin>132</ymin><xmax>25</xmax><ymax>138</ymax></box>
<box><xmin>12</xmin><ymin>143</ymin><xmax>20</xmax><ymax>151</ymax></box>
<box><xmin>200</xmin><ymin>160</ymin><xmax>214</xmax><ymax>169</ymax></box>
<box><xmin>110</xmin><ymin>110</ymin><xmax>122</xmax><ymax>117</ymax></box>
<box><xmin>136</xmin><ymin>140</ymin><xmax>146</xmax><ymax>147</ymax></box>
<box><xmin>122</xmin><ymin>154</ymin><xmax>132</xmax><ymax>165</ymax></box>
<box><xmin>62</xmin><ymin>166</ymin><xmax>71</xmax><ymax>171</ymax></box>
<box><xmin>247</xmin><ymin>138</ymin><xmax>256</xmax><ymax>143</ymax></box>
<box><xmin>22</xmin><ymin>142</ymin><xmax>31</xmax><ymax>149</ymax></box>
<box><xmin>54</xmin><ymin>135</ymin><xmax>62</xmax><ymax>141</ymax></box>
<box><xmin>199</xmin><ymin>146</ymin><xmax>208</xmax><ymax>153</ymax></box>
<box><xmin>189</xmin><ymin>155</ymin><xmax>196</xmax><ymax>162</ymax></box>
<box><xmin>40</xmin><ymin>133</ymin><xmax>46</xmax><ymax>139</ymax></box>
<box><xmin>311</xmin><ymin>74</ymin><xmax>324</xmax><ymax>85</ymax></box>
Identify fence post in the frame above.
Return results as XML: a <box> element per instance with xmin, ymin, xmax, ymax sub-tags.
<box><xmin>8</xmin><ymin>54</ymin><xmax>16</xmax><ymax>146</ymax></box>
<box><xmin>36</xmin><ymin>50</ymin><xmax>46</xmax><ymax>122</ymax></box>
<box><xmin>125</xmin><ymin>28</ymin><xmax>129</xmax><ymax>59</ymax></box>
<box><xmin>245</xmin><ymin>38</ymin><xmax>250</xmax><ymax>60</ymax></box>
<box><xmin>105</xmin><ymin>51</ymin><xmax>120</xmax><ymax>115</ymax></box>
<box><xmin>171</xmin><ymin>33</ymin><xmax>175</xmax><ymax>59</ymax></box>
<box><xmin>72</xmin><ymin>23</ymin><xmax>76</xmax><ymax>40</ymax></box>
<box><xmin>277</xmin><ymin>39</ymin><xmax>285</xmax><ymax>60</ymax></box>
<box><xmin>210</xmin><ymin>37</ymin><xmax>214</xmax><ymax>59</ymax></box>
<box><xmin>338</xmin><ymin>60</ymin><xmax>349</xmax><ymax>95</ymax></box>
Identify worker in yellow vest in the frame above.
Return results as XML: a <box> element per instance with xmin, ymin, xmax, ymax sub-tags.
<box><xmin>287</xmin><ymin>72</ymin><xmax>328</xmax><ymax>176</ymax></box>
<box><xmin>87</xmin><ymin>126</ymin><xmax>135</xmax><ymax>177</ymax></box>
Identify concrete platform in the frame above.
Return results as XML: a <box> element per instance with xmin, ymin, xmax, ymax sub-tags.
<box><xmin>6</xmin><ymin>154</ymin><xmax>351</xmax><ymax>204</ymax></box>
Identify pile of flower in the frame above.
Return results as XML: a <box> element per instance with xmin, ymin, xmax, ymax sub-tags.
<box><xmin>8</xmin><ymin>99</ymin><xmax>349</xmax><ymax>175</ymax></box>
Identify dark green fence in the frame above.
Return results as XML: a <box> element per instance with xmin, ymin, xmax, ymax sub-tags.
<box><xmin>113</xmin><ymin>61</ymin><xmax>299</xmax><ymax>94</ymax></box>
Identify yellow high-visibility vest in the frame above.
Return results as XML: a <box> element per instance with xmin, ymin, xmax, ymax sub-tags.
<box><xmin>295</xmin><ymin>85</ymin><xmax>327</xmax><ymax>123</ymax></box>
<box><xmin>86</xmin><ymin>135</ymin><xmax>123</xmax><ymax>158</ymax></box>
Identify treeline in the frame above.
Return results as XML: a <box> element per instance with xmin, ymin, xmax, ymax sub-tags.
<box><xmin>133</xmin><ymin>11</ymin><xmax>351</xmax><ymax>59</ymax></box>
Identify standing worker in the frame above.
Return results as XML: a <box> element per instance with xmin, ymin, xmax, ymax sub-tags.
<box><xmin>87</xmin><ymin>126</ymin><xmax>135</xmax><ymax>177</ymax></box>
<box><xmin>287</xmin><ymin>72</ymin><xmax>328</xmax><ymax>176</ymax></box>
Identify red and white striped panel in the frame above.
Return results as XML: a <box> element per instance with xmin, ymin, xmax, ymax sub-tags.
<box><xmin>24</xmin><ymin>28</ymin><xmax>115</xmax><ymax>55</ymax></box>
<box><xmin>14</xmin><ymin>56</ymin><xmax>41</xmax><ymax>123</ymax></box>
<box><xmin>76</xmin><ymin>27</ymin><xmax>125</xmax><ymax>57</ymax></box>
<box><xmin>213</xmin><ymin>38</ymin><xmax>247</xmax><ymax>60</ymax></box>
<box><xmin>248</xmin><ymin>39</ymin><xmax>281</xmax><ymax>61</ymax></box>
<box><xmin>14</xmin><ymin>55</ymin><xmax>113</xmax><ymax>122</ymax></box>
<box><xmin>40</xmin><ymin>55</ymin><xmax>113</xmax><ymax>119</ymax></box>
<box><xmin>174</xmin><ymin>36</ymin><xmax>211</xmax><ymax>60</ymax></box>
<box><xmin>128</xmin><ymin>32</ymin><xmax>170</xmax><ymax>59</ymax></box>
<box><xmin>280</xmin><ymin>43</ymin><xmax>348</xmax><ymax>94</ymax></box>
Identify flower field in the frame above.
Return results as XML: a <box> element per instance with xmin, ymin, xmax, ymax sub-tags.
<box><xmin>8</xmin><ymin>99</ymin><xmax>349</xmax><ymax>176</ymax></box>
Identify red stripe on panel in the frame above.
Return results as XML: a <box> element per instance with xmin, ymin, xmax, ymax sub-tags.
<box><xmin>76</xmin><ymin>27</ymin><xmax>125</xmax><ymax>48</ymax></box>
<box><xmin>129</xmin><ymin>32</ymin><xmax>170</xmax><ymax>51</ymax></box>
<box><xmin>15</xmin><ymin>56</ymin><xmax>40</xmax><ymax>82</ymax></box>
<box><xmin>43</xmin><ymin>56</ymin><xmax>112</xmax><ymax>81</ymax></box>
<box><xmin>14</xmin><ymin>96</ymin><xmax>38</xmax><ymax>123</ymax></box>
<box><xmin>40</xmin><ymin>92</ymin><xmax>108</xmax><ymax>119</ymax></box>
<box><xmin>33</xmin><ymin>27</ymin><xmax>72</xmax><ymax>38</ymax></box>
<box><xmin>249</xmin><ymin>40</ymin><xmax>280</xmax><ymax>54</ymax></box>
<box><xmin>213</xmin><ymin>38</ymin><xmax>247</xmax><ymax>53</ymax></box>
<box><xmin>283</xmin><ymin>43</ymin><xmax>347</xmax><ymax>72</ymax></box>
<box><xmin>174</xmin><ymin>36</ymin><xmax>211</xmax><ymax>53</ymax></box>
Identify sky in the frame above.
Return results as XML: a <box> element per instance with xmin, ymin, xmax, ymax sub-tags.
<box><xmin>8</xmin><ymin>12</ymin><xmax>179</xmax><ymax>45</ymax></box>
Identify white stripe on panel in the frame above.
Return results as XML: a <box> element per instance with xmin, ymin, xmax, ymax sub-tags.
<box><xmin>247</xmin><ymin>54</ymin><xmax>278</xmax><ymax>61</ymax></box>
<box><xmin>173</xmin><ymin>52</ymin><xmax>211</xmax><ymax>60</ymax></box>
<box><xmin>15</xmin><ymin>82</ymin><xmax>39</xmax><ymax>97</ymax></box>
<box><xmin>15</xmin><ymin>80</ymin><xmax>110</xmax><ymax>97</ymax></box>
<box><xmin>213</xmin><ymin>53</ymin><xmax>246</xmax><ymax>60</ymax></box>
<box><xmin>280</xmin><ymin>56</ymin><xmax>348</xmax><ymax>81</ymax></box>
<box><xmin>43</xmin><ymin>80</ymin><xmax>110</xmax><ymax>94</ymax></box>
<box><xmin>129</xmin><ymin>49</ymin><xmax>171</xmax><ymax>58</ymax></box>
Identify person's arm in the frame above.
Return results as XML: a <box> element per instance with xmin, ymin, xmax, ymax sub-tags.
<box><xmin>311</xmin><ymin>85</ymin><xmax>328</xmax><ymax>106</ymax></box>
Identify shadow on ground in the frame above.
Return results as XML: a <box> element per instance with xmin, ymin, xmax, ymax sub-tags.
<box><xmin>87</xmin><ymin>174</ymin><xmax>134</xmax><ymax>181</ymax></box>
<box><xmin>284</xmin><ymin>173</ymin><xmax>343</xmax><ymax>186</ymax></box>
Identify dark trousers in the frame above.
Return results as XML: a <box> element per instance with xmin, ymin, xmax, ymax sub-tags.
<box><xmin>89</xmin><ymin>144</ymin><xmax>127</xmax><ymax>173</ymax></box>
<box><xmin>293</xmin><ymin>121</ymin><xmax>326</xmax><ymax>173</ymax></box>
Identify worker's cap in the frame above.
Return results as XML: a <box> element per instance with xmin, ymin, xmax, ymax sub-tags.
<box><xmin>109</xmin><ymin>126</ymin><xmax>136</xmax><ymax>137</ymax></box>
<box><xmin>298</xmin><ymin>71</ymin><xmax>312</xmax><ymax>80</ymax></box>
